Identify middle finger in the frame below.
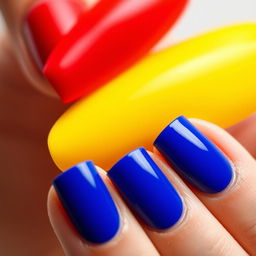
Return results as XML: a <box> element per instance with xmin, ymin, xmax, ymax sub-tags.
<box><xmin>108</xmin><ymin>147</ymin><xmax>246</xmax><ymax>255</ymax></box>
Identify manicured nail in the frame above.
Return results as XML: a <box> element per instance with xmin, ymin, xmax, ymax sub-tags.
<box><xmin>24</xmin><ymin>0</ymin><xmax>87</xmax><ymax>68</ymax></box>
<box><xmin>108</xmin><ymin>148</ymin><xmax>183</xmax><ymax>230</ymax></box>
<box><xmin>53</xmin><ymin>161</ymin><xmax>120</xmax><ymax>244</ymax></box>
<box><xmin>154</xmin><ymin>116</ymin><xmax>233</xmax><ymax>193</ymax></box>
<box><xmin>43</xmin><ymin>0</ymin><xmax>188</xmax><ymax>103</ymax></box>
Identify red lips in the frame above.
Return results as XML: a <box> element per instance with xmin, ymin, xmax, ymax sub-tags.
<box><xmin>25</xmin><ymin>0</ymin><xmax>188</xmax><ymax>103</ymax></box>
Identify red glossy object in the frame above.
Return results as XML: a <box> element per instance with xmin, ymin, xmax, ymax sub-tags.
<box><xmin>24</xmin><ymin>0</ymin><xmax>87</xmax><ymax>68</ymax></box>
<box><xmin>44</xmin><ymin>0</ymin><xmax>188</xmax><ymax>103</ymax></box>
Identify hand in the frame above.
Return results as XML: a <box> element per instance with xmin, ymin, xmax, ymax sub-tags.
<box><xmin>0</xmin><ymin>0</ymin><xmax>256</xmax><ymax>255</ymax></box>
<box><xmin>48</xmin><ymin>115</ymin><xmax>256</xmax><ymax>256</ymax></box>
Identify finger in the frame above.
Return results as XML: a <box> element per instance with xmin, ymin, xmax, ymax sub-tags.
<box><xmin>48</xmin><ymin>161</ymin><xmax>159</xmax><ymax>256</ymax></box>
<box><xmin>227</xmin><ymin>112</ymin><xmax>256</xmax><ymax>158</ymax></box>
<box><xmin>190</xmin><ymin>118</ymin><xmax>256</xmax><ymax>255</ymax></box>
<box><xmin>0</xmin><ymin>0</ymin><xmax>187</xmax><ymax>103</ymax></box>
<box><xmin>107</xmin><ymin>148</ymin><xmax>246</xmax><ymax>256</ymax></box>
<box><xmin>0</xmin><ymin>0</ymin><xmax>90</xmax><ymax>97</ymax></box>
<box><xmin>153</xmin><ymin>116</ymin><xmax>256</xmax><ymax>254</ymax></box>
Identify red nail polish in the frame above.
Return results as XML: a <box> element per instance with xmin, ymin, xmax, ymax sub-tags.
<box><xmin>44</xmin><ymin>0</ymin><xmax>188</xmax><ymax>103</ymax></box>
<box><xmin>25</xmin><ymin>0</ymin><xmax>188</xmax><ymax>103</ymax></box>
<box><xmin>24</xmin><ymin>0</ymin><xmax>87</xmax><ymax>68</ymax></box>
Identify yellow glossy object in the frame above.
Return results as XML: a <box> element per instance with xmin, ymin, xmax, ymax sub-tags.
<box><xmin>49</xmin><ymin>23</ymin><xmax>256</xmax><ymax>170</ymax></box>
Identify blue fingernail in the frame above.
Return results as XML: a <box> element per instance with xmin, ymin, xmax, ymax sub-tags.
<box><xmin>53</xmin><ymin>161</ymin><xmax>120</xmax><ymax>244</ymax></box>
<box><xmin>154</xmin><ymin>116</ymin><xmax>233</xmax><ymax>194</ymax></box>
<box><xmin>108</xmin><ymin>148</ymin><xmax>183</xmax><ymax>230</ymax></box>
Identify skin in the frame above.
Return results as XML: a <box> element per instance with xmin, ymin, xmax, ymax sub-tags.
<box><xmin>0</xmin><ymin>0</ymin><xmax>256</xmax><ymax>255</ymax></box>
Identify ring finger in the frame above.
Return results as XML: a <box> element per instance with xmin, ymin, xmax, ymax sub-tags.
<box><xmin>153</xmin><ymin>116</ymin><xmax>256</xmax><ymax>254</ymax></box>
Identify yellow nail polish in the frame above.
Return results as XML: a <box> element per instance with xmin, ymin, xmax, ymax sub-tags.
<box><xmin>48</xmin><ymin>23</ymin><xmax>256</xmax><ymax>170</ymax></box>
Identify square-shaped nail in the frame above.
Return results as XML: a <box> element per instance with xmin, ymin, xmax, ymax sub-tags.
<box><xmin>24</xmin><ymin>0</ymin><xmax>86</xmax><ymax>68</ymax></box>
<box><xmin>108</xmin><ymin>148</ymin><xmax>183</xmax><ymax>230</ymax></box>
<box><xmin>53</xmin><ymin>161</ymin><xmax>120</xmax><ymax>244</ymax></box>
<box><xmin>154</xmin><ymin>116</ymin><xmax>233</xmax><ymax>193</ymax></box>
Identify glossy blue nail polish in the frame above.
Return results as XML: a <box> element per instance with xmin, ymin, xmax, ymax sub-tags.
<box><xmin>108</xmin><ymin>148</ymin><xmax>183</xmax><ymax>230</ymax></box>
<box><xmin>154</xmin><ymin>116</ymin><xmax>233</xmax><ymax>194</ymax></box>
<box><xmin>53</xmin><ymin>161</ymin><xmax>120</xmax><ymax>244</ymax></box>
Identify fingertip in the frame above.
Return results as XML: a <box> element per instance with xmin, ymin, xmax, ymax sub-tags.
<box><xmin>47</xmin><ymin>185</ymin><xmax>85</xmax><ymax>255</ymax></box>
<box><xmin>47</xmin><ymin>186</ymin><xmax>59</xmax><ymax>224</ymax></box>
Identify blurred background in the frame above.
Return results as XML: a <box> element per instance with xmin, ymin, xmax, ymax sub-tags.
<box><xmin>156</xmin><ymin>0</ymin><xmax>256</xmax><ymax>50</ymax></box>
<box><xmin>0</xmin><ymin>0</ymin><xmax>256</xmax><ymax>45</ymax></box>
<box><xmin>161</xmin><ymin>0</ymin><xmax>256</xmax><ymax>43</ymax></box>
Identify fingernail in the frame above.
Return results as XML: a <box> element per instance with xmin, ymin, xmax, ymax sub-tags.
<box><xmin>154</xmin><ymin>116</ymin><xmax>233</xmax><ymax>193</ymax></box>
<box><xmin>43</xmin><ymin>0</ymin><xmax>188</xmax><ymax>103</ymax></box>
<box><xmin>53</xmin><ymin>161</ymin><xmax>120</xmax><ymax>244</ymax></box>
<box><xmin>24</xmin><ymin>0</ymin><xmax>87</xmax><ymax>68</ymax></box>
<box><xmin>108</xmin><ymin>148</ymin><xmax>183</xmax><ymax>230</ymax></box>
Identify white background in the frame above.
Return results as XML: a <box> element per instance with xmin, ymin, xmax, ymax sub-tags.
<box><xmin>155</xmin><ymin>0</ymin><xmax>256</xmax><ymax>50</ymax></box>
